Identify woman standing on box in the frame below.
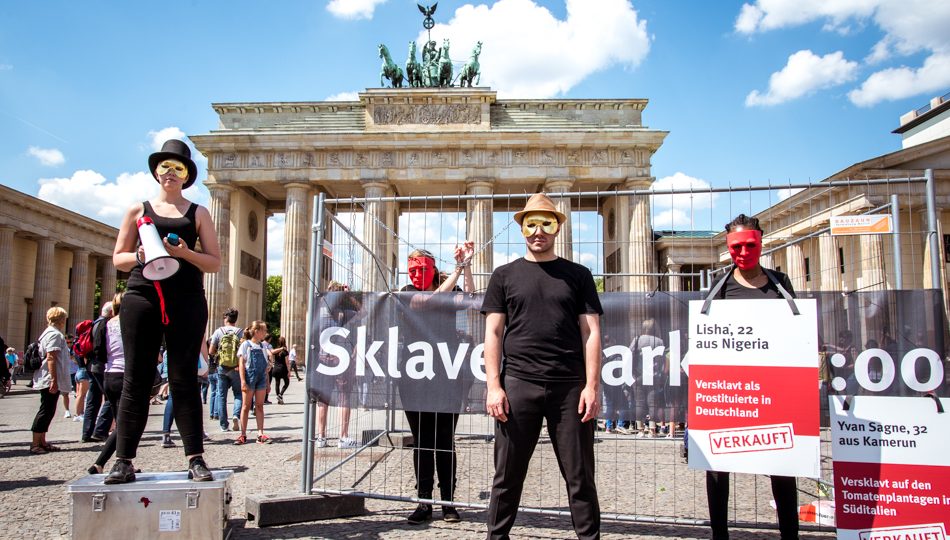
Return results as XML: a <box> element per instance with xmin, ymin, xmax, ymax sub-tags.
<box><xmin>704</xmin><ymin>214</ymin><xmax>799</xmax><ymax>540</ymax></box>
<box><xmin>106</xmin><ymin>139</ymin><xmax>221</xmax><ymax>484</ymax></box>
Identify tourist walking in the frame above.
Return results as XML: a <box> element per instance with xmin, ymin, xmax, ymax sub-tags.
<box><xmin>234</xmin><ymin>320</ymin><xmax>272</xmax><ymax>445</ymax></box>
<box><xmin>482</xmin><ymin>193</ymin><xmax>603</xmax><ymax>540</ymax></box>
<box><xmin>29</xmin><ymin>307</ymin><xmax>71</xmax><ymax>454</ymax></box>
<box><xmin>106</xmin><ymin>139</ymin><xmax>221</xmax><ymax>484</ymax></box>
<box><xmin>82</xmin><ymin>302</ymin><xmax>113</xmax><ymax>442</ymax></box>
<box><xmin>210</xmin><ymin>307</ymin><xmax>242</xmax><ymax>432</ymax></box>
<box><xmin>270</xmin><ymin>337</ymin><xmax>290</xmax><ymax>404</ymax></box>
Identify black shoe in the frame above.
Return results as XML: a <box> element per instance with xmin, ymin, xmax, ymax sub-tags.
<box><xmin>407</xmin><ymin>503</ymin><xmax>432</xmax><ymax>524</ymax></box>
<box><xmin>162</xmin><ymin>434</ymin><xmax>175</xmax><ymax>448</ymax></box>
<box><xmin>87</xmin><ymin>464</ymin><xmax>103</xmax><ymax>475</ymax></box>
<box><xmin>188</xmin><ymin>456</ymin><xmax>213</xmax><ymax>482</ymax></box>
<box><xmin>442</xmin><ymin>506</ymin><xmax>461</xmax><ymax>522</ymax></box>
<box><xmin>104</xmin><ymin>459</ymin><xmax>136</xmax><ymax>484</ymax></box>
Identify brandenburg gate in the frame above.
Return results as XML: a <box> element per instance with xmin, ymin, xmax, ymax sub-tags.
<box><xmin>190</xmin><ymin>87</ymin><xmax>667</xmax><ymax>349</ymax></box>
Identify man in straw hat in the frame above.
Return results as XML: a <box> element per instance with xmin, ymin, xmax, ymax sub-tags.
<box><xmin>481</xmin><ymin>193</ymin><xmax>603</xmax><ymax>539</ymax></box>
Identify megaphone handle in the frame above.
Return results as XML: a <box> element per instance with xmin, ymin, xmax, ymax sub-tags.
<box><xmin>154</xmin><ymin>282</ymin><xmax>170</xmax><ymax>326</ymax></box>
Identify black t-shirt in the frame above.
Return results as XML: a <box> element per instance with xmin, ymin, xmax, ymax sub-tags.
<box><xmin>713</xmin><ymin>268</ymin><xmax>796</xmax><ymax>300</ymax></box>
<box><xmin>481</xmin><ymin>257</ymin><xmax>603</xmax><ymax>382</ymax></box>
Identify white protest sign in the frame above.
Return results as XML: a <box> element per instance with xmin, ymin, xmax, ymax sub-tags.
<box><xmin>830</xmin><ymin>395</ymin><xmax>950</xmax><ymax>540</ymax></box>
<box><xmin>687</xmin><ymin>298</ymin><xmax>820</xmax><ymax>477</ymax></box>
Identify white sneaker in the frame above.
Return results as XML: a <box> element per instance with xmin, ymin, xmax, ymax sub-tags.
<box><xmin>315</xmin><ymin>437</ymin><xmax>328</xmax><ymax>448</ymax></box>
<box><xmin>338</xmin><ymin>437</ymin><xmax>358</xmax><ymax>449</ymax></box>
<box><xmin>64</xmin><ymin>411</ymin><xmax>72</xmax><ymax>419</ymax></box>
<box><xmin>73</xmin><ymin>414</ymin><xmax>84</xmax><ymax>423</ymax></box>
<box><xmin>231</xmin><ymin>416</ymin><xmax>240</xmax><ymax>431</ymax></box>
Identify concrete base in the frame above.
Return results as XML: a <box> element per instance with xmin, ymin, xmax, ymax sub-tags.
<box><xmin>381</xmin><ymin>432</ymin><xmax>414</xmax><ymax>448</ymax></box>
<box><xmin>246</xmin><ymin>493</ymin><xmax>365</xmax><ymax>527</ymax></box>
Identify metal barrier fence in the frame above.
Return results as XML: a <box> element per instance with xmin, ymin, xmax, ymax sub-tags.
<box><xmin>298</xmin><ymin>174</ymin><xmax>947</xmax><ymax>532</ymax></box>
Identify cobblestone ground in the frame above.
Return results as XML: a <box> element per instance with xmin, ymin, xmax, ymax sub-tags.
<box><xmin>0</xmin><ymin>377</ymin><xmax>835</xmax><ymax>539</ymax></box>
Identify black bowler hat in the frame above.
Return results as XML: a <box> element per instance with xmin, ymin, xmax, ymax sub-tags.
<box><xmin>148</xmin><ymin>139</ymin><xmax>198</xmax><ymax>189</ymax></box>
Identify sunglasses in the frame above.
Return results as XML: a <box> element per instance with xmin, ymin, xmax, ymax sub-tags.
<box><xmin>156</xmin><ymin>160</ymin><xmax>188</xmax><ymax>180</ymax></box>
<box><xmin>521</xmin><ymin>213</ymin><xmax>559</xmax><ymax>237</ymax></box>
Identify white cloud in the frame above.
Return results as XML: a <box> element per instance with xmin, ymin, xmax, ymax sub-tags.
<box><xmin>267</xmin><ymin>215</ymin><xmax>285</xmax><ymax>277</ymax></box>
<box><xmin>650</xmin><ymin>173</ymin><xmax>719</xmax><ymax>230</ymax></box>
<box><xmin>848</xmin><ymin>53</ymin><xmax>950</xmax><ymax>107</ymax></box>
<box><xmin>148</xmin><ymin>127</ymin><xmax>187</xmax><ymax>151</ymax></box>
<box><xmin>324</xmin><ymin>91</ymin><xmax>360</xmax><ymax>101</ymax></box>
<box><xmin>746</xmin><ymin>50</ymin><xmax>858</xmax><ymax>106</ymax></box>
<box><xmin>326</xmin><ymin>0</ymin><xmax>387</xmax><ymax>20</ymax></box>
<box><xmin>777</xmin><ymin>187</ymin><xmax>805</xmax><ymax>200</ymax></box>
<box><xmin>652</xmin><ymin>209</ymin><xmax>691</xmax><ymax>230</ymax></box>
<box><xmin>419</xmin><ymin>0</ymin><xmax>650</xmax><ymax>98</ymax></box>
<box><xmin>27</xmin><ymin>146</ymin><xmax>65</xmax><ymax>166</ymax></box>
<box><xmin>493</xmin><ymin>250</ymin><xmax>522</xmax><ymax>268</ymax></box>
<box><xmin>734</xmin><ymin>0</ymin><xmax>950</xmax><ymax>106</ymax></box>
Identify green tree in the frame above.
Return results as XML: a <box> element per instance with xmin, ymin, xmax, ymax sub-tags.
<box><xmin>594</xmin><ymin>277</ymin><xmax>605</xmax><ymax>293</ymax></box>
<box><xmin>265</xmin><ymin>275</ymin><xmax>282</xmax><ymax>339</ymax></box>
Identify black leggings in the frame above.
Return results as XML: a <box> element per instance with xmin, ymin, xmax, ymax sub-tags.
<box><xmin>31</xmin><ymin>387</ymin><xmax>60</xmax><ymax>434</ymax></box>
<box><xmin>405</xmin><ymin>411</ymin><xmax>459</xmax><ymax>501</ymax></box>
<box><xmin>116</xmin><ymin>287</ymin><xmax>208</xmax><ymax>459</ymax></box>
<box><xmin>706</xmin><ymin>471</ymin><xmax>799</xmax><ymax>540</ymax></box>
<box><xmin>271</xmin><ymin>369</ymin><xmax>289</xmax><ymax>397</ymax></box>
<box><xmin>95</xmin><ymin>373</ymin><xmax>124</xmax><ymax>468</ymax></box>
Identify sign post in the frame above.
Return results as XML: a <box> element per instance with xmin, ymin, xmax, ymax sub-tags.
<box><xmin>687</xmin><ymin>298</ymin><xmax>820</xmax><ymax>477</ymax></box>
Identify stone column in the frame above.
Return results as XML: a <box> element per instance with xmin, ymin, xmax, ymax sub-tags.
<box><xmin>30</xmin><ymin>237</ymin><xmax>56</xmax><ymax>340</ymax></box>
<box><xmin>100</xmin><ymin>256</ymin><xmax>117</xmax><ymax>302</ymax></box>
<box><xmin>625</xmin><ymin>177</ymin><xmax>656</xmax><ymax>292</ymax></box>
<box><xmin>666</xmin><ymin>259</ymin><xmax>682</xmax><ymax>292</ymax></box>
<box><xmin>818</xmin><ymin>234</ymin><xmax>839</xmax><ymax>291</ymax></box>
<box><xmin>281</xmin><ymin>183</ymin><xmax>312</xmax><ymax>357</ymax></box>
<box><xmin>785</xmin><ymin>243</ymin><xmax>806</xmax><ymax>292</ymax></box>
<box><xmin>68</xmin><ymin>249</ymin><xmax>91</xmax><ymax>326</ymax></box>
<box><xmin>204</xmin><ymin>184</ymin><xmax>233</xmax><ymax>337</ymax></box>
<box><xmin>465</xmin><ymin>179</ymin><xmax>494</xmax><ymax>292</ymax></box>
<box><xmin>361</xmin><ymin>181</ymin><xmax>392</xmax><ymax>292</ymax></box>
<box><xmin>0</xmin><ymin>227</ymin><xmax>14</xmax><ymax>338</ymax></box>
<box><xmin>760</xmin><ymin>252</ymin><xmax>775</xmax><ymax>270</ymax></box>
<box><xmin>544</xmin><ymin>178</ymin><xmax>574</xmax><ymax>261</ymax></box>
<box><xmin>860</xmin><ymin>234</ymin><xmax>886</xmax><ymax>290</ymax></box>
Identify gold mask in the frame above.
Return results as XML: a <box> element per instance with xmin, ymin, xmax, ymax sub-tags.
<box><xmin>156</xmin><ymin>159</ymin><xmax>188</xmax><ymax>180</ymax></box>
<box><xmin>521</xmin><ymin>211</ymin><xmax>559</xmax><ymax>237</ymax></box>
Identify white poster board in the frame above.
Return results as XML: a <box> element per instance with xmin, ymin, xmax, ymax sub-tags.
<box><xmin>830</xmin><ymin>395</ymin><xmax>950</xmax><ymax>540</ymax></box>
<box><xmin>687</xmin><ymin>298</ymin><xmax>820</xmax><ymax>477</ymax></box>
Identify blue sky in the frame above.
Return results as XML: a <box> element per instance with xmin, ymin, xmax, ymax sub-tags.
<box><xmin>2</xmin><ymin>0</ymin><xmax>948</xmax><ymax>277</ymax></box>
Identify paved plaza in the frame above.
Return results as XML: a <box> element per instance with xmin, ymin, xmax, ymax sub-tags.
<box><xmin>0</xmin><ymin>377</ymin><xmax>835</xmax><ymax>539</ymax></box>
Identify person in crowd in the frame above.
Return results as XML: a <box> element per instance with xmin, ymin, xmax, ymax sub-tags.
<box><xmin>399</xmin><ymin>244</ymin><xmax>474</xmax><ymax>525</ymax></box>
<box><xmin>63</xmin><ymin>334</ymin><xmax>75</xmax><ymax>419</ymax></box>
<box><xmin>30</xmin><ymin>307</ymin><xmax>71</xmax><ymax>454</ymax></box>
<box><xmin>73</xmin><ymin>336</ymin><xmax>93</xmax><ymax>423</ymax></box>
<box><xmin>234</xmin><ymin>320</ymin><xmax>272</xmax><ymax>445</ymax></box>
<box><xmin>4</xmin><ymin>345</ymin><xmax>17</xmax><ymax>387</ymax></box>
<box><xmin>82</xmin><ymin>302</ymin><xmax>113</xmax><ymax>442</ymax></box>
<box><xmin>289</xmin><ymin>343</ymin><xmax>302</xmax><ymax>381</ymax></box>
<box><xmin>0</xmin><ymin>339</ymin><xmax>11</xmax><ymax>393</ymax></box>
<box><xmin>631</xmin><ymin>318</ymin><xmax>667</xmax><ymax>437</ymax></box>
<box><xmin>87</xmin><ymin>293</ymin><xmax>131</xmax><ymax>473</ymax></box>
<box><xmin>600</xmin><ymin>334</ymin><xmax>629</xmax><ymax>434</ymax></box>
<box><xmin>205</xmin><ymin>337</ymin><xmax>219</xmax><ymax>419</ymax></box>
<box><xmin>210</xmin><ymin>307</ymin><xmax>242</xmax><ymax>432</ymax></box>
<box><xmin>314</xmin><ymin>281</ymin><xmax>359</xmax><ymax>449</ymax></box>
<box><xmin>270</xmin><ymin>336</ymin><xmax>290</xmax><ymax>405</ymax></box>
<box><xmin>106</xmin><ymin>139</ymin><xmax>221</xmax><ymax>484</ymax></box>
<box><xmin>704</xmin><ymin>213</ymin><xmax>799</xmax><ymax>540</ymax></box>
<box><xmin>261</xmin><ymin>334</ymin><xmax>275</xmax><ymax>404</ymax></box>
<box><xmin>482</xmin><ymin>193</ymin><xmax>603</xmax><ymax>540</ymax></box>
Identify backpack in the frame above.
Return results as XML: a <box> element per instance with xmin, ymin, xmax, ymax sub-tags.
<box><xmin>71</xmin><ymin>319</ymin><xmax>95</xmax><ymax>368</ymax></box>
<box><xmin>217</xmin><ymin>328</ymin><xmax>240</xmax><ymax>369</ymax></box>
<box><xmin>24</xmin><ymin>341</ymin><xmax>42</xmax><ymax>371</ymax></box>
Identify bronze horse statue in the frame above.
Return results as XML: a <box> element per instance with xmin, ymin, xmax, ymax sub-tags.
<box><xmin>456</xmin><ymin>41</ymin><xmax>482</xmax><ymax>87</ymax></box>
<box><xmin>378</xmin><ymin>43</ymin><xmax>404</xmax><ymax>88</ymax></box>
<box><xmin>437</xmin><ymin>38</ymin><xmax>453</xmax><ymax>87</ymax></box>
<box><xmin>405</xmin><ymin>41</ymin><xmax>423</xmax><ymax>88</ymax></box>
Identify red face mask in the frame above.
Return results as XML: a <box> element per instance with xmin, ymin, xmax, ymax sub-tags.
<box><xmin>408</xmin><ymin>256</ymin><xmax>436</xmax><ymax>290</ymax></box>
<box><xmin>727</xmin><ymin>230</ymin><xmax>763</xmax><ymax>271</ymax></box>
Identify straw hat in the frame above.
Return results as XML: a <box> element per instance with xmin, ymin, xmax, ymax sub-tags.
<box><xmin>513</xmin><ymin>193</ymin><xmax>567</xmax><ymax>224</ymax></box>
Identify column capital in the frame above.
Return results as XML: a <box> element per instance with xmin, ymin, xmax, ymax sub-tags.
<box><xmin>360</xmin><ymin>180</ymin><xmax>391</xmax><ymax>197</ymax></box>
<box><xmin>72</xmin><ymin>247</ymin><xmax>91</xmax><ymax>256</ymax></box>
<box><xmin>465</xmin><ymin>178</ymin><xmax>495</xmax><ymax>192</ymax></box>
<box><xmin>0</xmin><ymin>225</ymin><xmax>15</xmax><ymax>233</ymax></box>
<box><xmin>623</xmin><ymin>177</ymin><xmax>654</xmax><ymax>191</ymax></box>
<box><xmin>544</xmin><ymin>177</ymin><xmax>575</xmax><ymax>192</ymax></box>
<box><xmin>283</xmin><ymin>181</ymin><xmax>312</xmax><ymax>191</ymax></box>
<box><xmin>206</xmin><ymin>182</ymin><xmax>235</xmax><ymax>192</ymax></box>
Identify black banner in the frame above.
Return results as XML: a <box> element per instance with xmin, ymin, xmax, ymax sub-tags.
<box><xmin>309</xmin><ymin>290</ymin><xmax>949</xmax><ymax>423</ymax></box>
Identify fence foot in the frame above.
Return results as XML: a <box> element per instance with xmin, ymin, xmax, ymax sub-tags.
<box><xmin>246</xmin><ymin>493</ymin><xmax>366</xmax><ymax>527</ymax></box>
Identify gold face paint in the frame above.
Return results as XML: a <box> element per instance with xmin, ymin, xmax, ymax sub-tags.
<box><xmin>156</xmin><ymin>159</ymin><xmax>188</xmax><ymax>180</ymax></box>
<box><xmin>521</xmin><ymin>211</ymin><xmax>559</xmax><ymax>237</ymax></box>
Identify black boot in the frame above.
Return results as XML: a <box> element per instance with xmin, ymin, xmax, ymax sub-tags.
<box><xmin>407</xmin><ymin>503</ymin><xmax>432</xmax><ymax>524</ymax></box>
<box><xmin>188</xmin><ymin>456</ymin><xmax>213</xmax><ymax>482</ymax></box>
<box><xmin>104</xmin><ymin>459</ymin><xmax>136</xmax><ymax>484</ymax></box>
<box><xmin>442</xmin><ymin>506</ymin><xmax>461</xmax><ymax>522</ymax></box>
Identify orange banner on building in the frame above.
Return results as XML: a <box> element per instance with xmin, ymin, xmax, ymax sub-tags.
<box><xmin>830</xmin><ymin>215</ymin><xmax>892</xmax><ymax>236</ymax></box>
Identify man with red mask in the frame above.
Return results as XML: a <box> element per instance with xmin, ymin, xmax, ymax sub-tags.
<box><xmin>481</xmin><ymin>193</ymin><xmax>603</xmax><ymax>540</ymax></box>
<box><xmin>703</xmin><ymin>213</ymin><xmax>799</xmax><ymax>540</ymax></box>
<box><xmin>399</xmin><ymin>242</ymin><xmax>474</xmax><ymax>525</ymax></box>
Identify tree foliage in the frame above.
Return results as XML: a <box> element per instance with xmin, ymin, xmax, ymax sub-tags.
<box><xmin>265</xmin><ymin>275</ymin><xmax>282</xmax><ymax>339</ymax></box>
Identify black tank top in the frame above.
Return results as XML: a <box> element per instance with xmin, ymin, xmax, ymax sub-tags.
<box><xmin>127</xmin><ymin>201</ymin><xmax>204</xmax><ymax>294</ymax></box>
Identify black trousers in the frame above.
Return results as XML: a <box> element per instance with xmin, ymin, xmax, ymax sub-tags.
<box><xmin>487</xmin><ymin>376</ymin><xmax>600</xmax><ymax>540</ymax></box>
<box><xmin>82</xmin><ymin>370</ymin><xmax>105</xmax><ymax>440</ymax></box>
<box><xmin>116</xmin><ymin>287</ymin><xmax>208</xmax><ymax>459</ymax></box>
<box><xmin>31</xmin><ymin>387</ymin><xmax>60</xmax><ymax>434</ymax></box>
<box><xmin>706</xmin><ymin>471</ymin><xmax>799</xmax><ymax>540</ymax></box>
<box><xmin>271</xmin><ymin>368</ymin><xmax>289</xmax><ymax>397</ymax></box>
<box><xmin>95</xmin><ymin>373</ymin><xmax>124</xmax><ymax>468</ymax></box>
<box><xmin>405</xmin><ymin>410</ymin><xmax>459</xmax><ymax>501</ymax></box>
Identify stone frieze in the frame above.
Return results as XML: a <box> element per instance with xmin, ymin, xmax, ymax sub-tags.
<box><xmin>372</xmin><ymin>104</ymin><xmax>481</xmax><ymax>125</ymax></box>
